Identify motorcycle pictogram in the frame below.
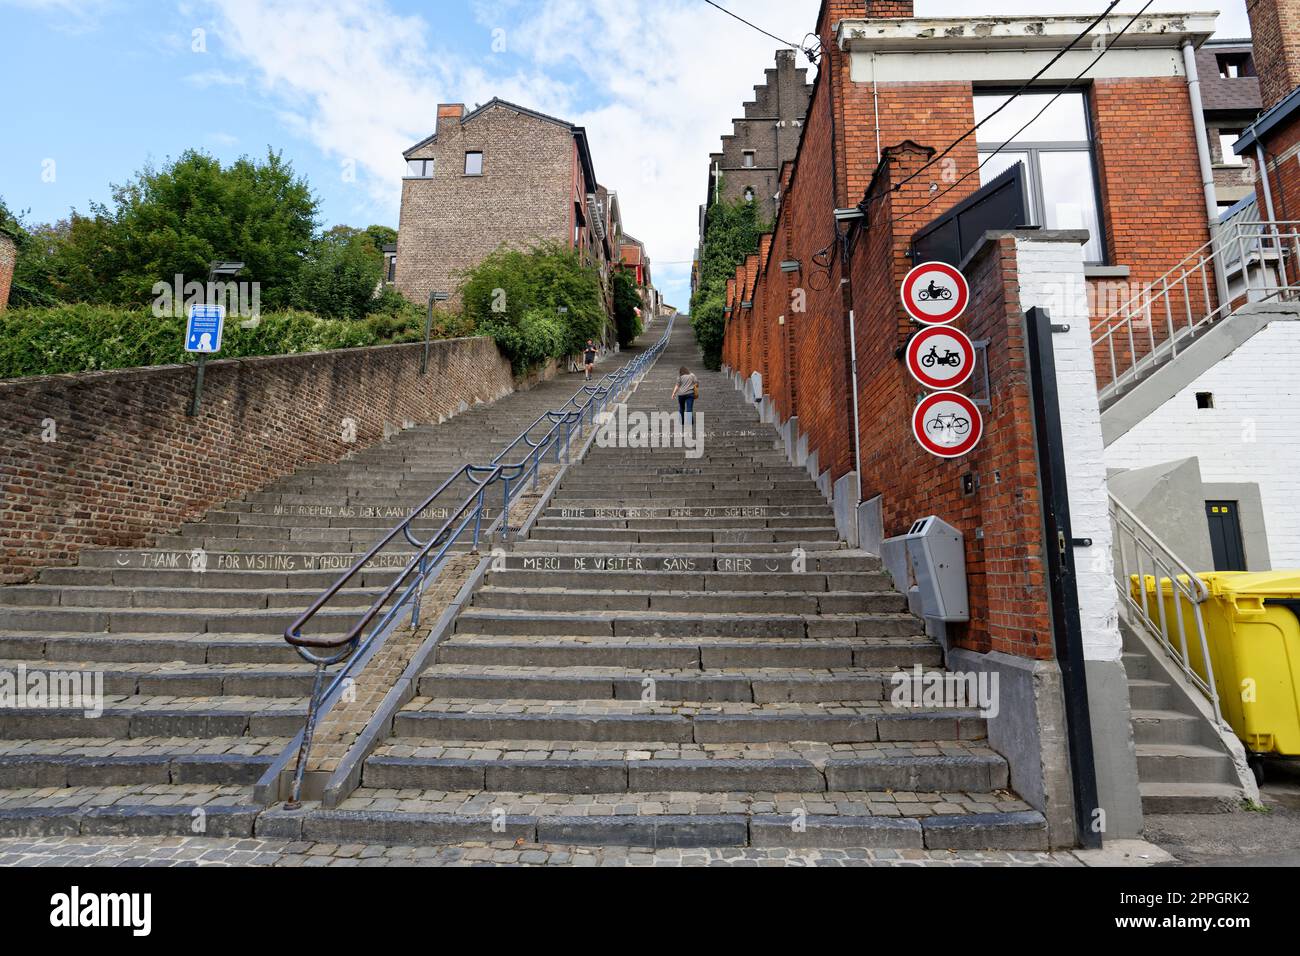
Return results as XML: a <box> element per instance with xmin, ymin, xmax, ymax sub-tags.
<box><xmin>921</xmin><ymin>345</ymin><xmax>963</xmax><ymax>369</ymax></box>
<box><xmin>917</xmin><ymin>279</ymin><xmax>954</xmax><ymax>302</ymax></box>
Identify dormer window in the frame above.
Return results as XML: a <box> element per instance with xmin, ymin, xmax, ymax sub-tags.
<box><xmin>406</xmin><ymin>159</ymin><xmax>434</xmax><ymax>178</ymax></box>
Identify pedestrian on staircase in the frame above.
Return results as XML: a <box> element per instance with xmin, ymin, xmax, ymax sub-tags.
<box><xmin>584</xmin><ymin>340</ymin><xmax>598</xmax><ymax>381</ymax></box>
<box><xmin>673</xmin><ymin>366</ymin><xmax>699</xmax><ymax>425</ymax></box>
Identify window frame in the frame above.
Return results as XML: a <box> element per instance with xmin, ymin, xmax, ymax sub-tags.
<box><xmin>743</xmin><ymin>150</ymin><xmax>756</xmax><ymax>169</ymax></box>
<box><xmin>974</xmin><ymin>86</ymin><xmax>1109</xmax><ymax>266</ymax></box>
<box><xmin>405</xmin><ymin>159</ymin><xmax>434</xmax><ymax>179</ymax></box>
<box><xmin>464</xmin><ymin>151</ymin><xmax>484</xmax><ymax>177</ymax></box>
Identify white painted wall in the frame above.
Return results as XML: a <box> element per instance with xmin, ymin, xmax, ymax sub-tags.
<box><xmin>1015</xmin><ymin>237</ymin><xmax>1122</xmax><ymax>663</ymax></box>
<box><xmin>1107</xmin><ymin>321</ymin><xmax>1300</xmax><ymax>567</ymax></box>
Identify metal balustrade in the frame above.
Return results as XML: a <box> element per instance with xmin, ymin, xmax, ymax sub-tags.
<box><xmin>281</xmin><ymin>320</ymin><xmax>675</xmax><ymax>805</ymax></box>
<box><xmin>1108</xmin><ymin>493</ymin><xmax>1223</xmax><ymax>727</ymax></box>
<box><xmin>1093</xmin><ymin>221</ymin><xmax>1300</xmax><ymax>404</ymax></box>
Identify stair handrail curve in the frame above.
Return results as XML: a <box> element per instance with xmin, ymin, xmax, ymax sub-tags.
<box><xmin>280</xmin><ymin>318</ymin><xmax>674</xmax><ymax>804</ymax></box>
<box><xmin>1093</xmin><ymin>220</ymin><xmax>1300</xmax><ymax>403</ymax></box>
<box><xmin>1108</xmin><ymin>492</ymin><xmax>1224</xmax><ymax>727</ymax></box>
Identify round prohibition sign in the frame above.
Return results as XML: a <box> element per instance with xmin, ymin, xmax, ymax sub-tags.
<box><xmin>913</xmin><ymin>391</ymin><xmax>984</xmax><ymax>459</ymax></box>
<box><xmin>901</xmin><ymin>261</ymin><xmax>970</xmax><ymax>326</ymax></box>
<box><xmin>906</xmin><ymin>326</ymin><xmax>976</xmax><ymax>391</ymax></box>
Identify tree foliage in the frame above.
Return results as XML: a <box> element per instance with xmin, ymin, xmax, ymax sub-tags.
<box><xmin>612</xmin><ymin>267</ymin><xmax>644</xmax><ymax>348</ymax></box>
<box><xmin>459</xmin><ymin>242</ymin><xmax>609</xmax><ymax>373</ymax></box>
<box><xmin>688</xmin><ymin>188</ymin><xmax>767</xmax><ymax>370</ymax></box>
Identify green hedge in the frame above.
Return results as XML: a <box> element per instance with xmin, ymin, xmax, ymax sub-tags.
<box><xmin>0</xmin><ymin>303</ymin><xmax>474</xmax><ymax>379</ymax></box>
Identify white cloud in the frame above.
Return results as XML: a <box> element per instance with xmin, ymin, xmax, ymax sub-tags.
<box><xmin>198</xmin><ymin>0</ymin><xmax>1253</xmax><ymax>309</ymax></box>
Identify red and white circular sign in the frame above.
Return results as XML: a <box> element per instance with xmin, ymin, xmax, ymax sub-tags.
<box><xmin>906</xmin><ymin>326</ymin><xmax>976</xmax><ymax>391</ymax></box>
<box><xmin>901</xmin><ymin>262</ymin><xmax>970</xmax><ymax>326</ymax></box>
<box><xmin>913</xmin><ymin>391</ymin><xmax>983</xmax><ymax>459</ymax></box>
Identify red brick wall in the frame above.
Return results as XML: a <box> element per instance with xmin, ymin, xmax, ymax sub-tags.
<box><xmin>1247</xmin><ymin>0</ymin><xmax>1300</xmax><ymax>110</ymax></box>
<box><xmin>0</xmin><ymin>338</ymin><xmax>514</xmax><ymax>584</ymax></box>
<box><xmin>0</xmin><ymin>235</ymin><xmax>14</xmax><ymax>312</ymax></box>
<box><xmin>1258</xmin><ymin>116</ymin><xmax>1300</xmax><ymax>222</ymax></box>
<box><xmin>1089</xmin><ymin>78</ymin><xmax>1216</xmax><ymax>387</ymax></box>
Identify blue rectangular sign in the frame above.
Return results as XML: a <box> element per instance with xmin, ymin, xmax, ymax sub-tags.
<box><xmin>186</xmin><ymin>304</ymin><xmax>225</xmax><ymax>354</ymax></box>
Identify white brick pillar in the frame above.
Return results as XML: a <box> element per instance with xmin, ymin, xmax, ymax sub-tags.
<box><xmin>1013</xmin><ymin>234</ymin><xmax>1142</xmax><ymax>838</ymax></box>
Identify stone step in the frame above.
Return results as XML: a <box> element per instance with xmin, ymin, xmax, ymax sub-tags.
<box><xmin>394</xmin><ymin>700</ymin><xmax>986</xmax><ymax>742</ymax></box>
<box><xmin>1138</xmin><ymin>781</ymin><xmax>1243</xmax><ymax>814</ymax></box>
<box><xmin>0</xmin><ymin>737</ymin><xmax>286</xmax><ymax>788</ymax></box>
<box><xmin>295</xmin><ymin>792</ymin><xmax>1048</xmax><ymax>850</ymax></box>
<box><xmin>526</xmin><ymin>527</ymin><xmax>841</xmax><ymax>545</ymax></box>
<box><xmin>498</xmin><ymin>553</ymin><xmax>881</xmax><ymax>573</ymax></box>
<box><xmin>1127</xmin><ymin>678</ymin><xmax>1173</xmax><ymax>711</ymax></box>
<box><xmin>0</xmin><ymin>659</ymin><xmax>316</xmax><ymax>697</ymax></box>
<box><xmin>1135</xmin><ymin>743</ymin><xmax>1238</xmax><ymax>784</ymax></box>
<box><xmin>1130</xmin><ymin>709</ymin><xmax>1209</xmax><ymax>746</ymax></box>
<box><xmin>76</xmin><ymin>549</ymin><xmax>421</xmax><ymax>573</ymax></box>
<box><xmin>453</xmin><ymin>608</ymin><xmax>920</xmax><ymax>639</ymax></box>
<box><xmin>512</xmin><ymin>540</ymin><xmax>843</xmax><ymax>555</ymax></box>
<box><xmin>35</xmin><ymin>566</ymin><xmax>401</xmax><ymax>590</ymax></box>
<box><xmin>542</xmin><ymin>506</ymin><xmax>833</xmax><ymax>519</ymax></box>
<box><xmin>0</xmin><ymin>786</ymin><xmax>264</xmax><ymax>838</ymax></box>
<box><xmin>486</xmin><ymin>569</ymin><xmax>891</xmax><ymax>593</ymax></box>
<box><xmin>0</xmin><ymin>632</ymin><xmax>301</xmax><ymax>666</ymax></box>
<box><xmin>470</xmin><ymin>587</ymin><xmax>906</xmax><ymax>615</ymax></box>
<box><xmin>435</xmin><ymin>635</ymin><xmax>941</xmax><ymax>669</ymax></box>
<box><xmin>361</xmin><ymin>740</ymin><xmax>1008</xmax><ymax>794</ymax></box>
<box><xmin>0</xmin><ymin>605</ymin><xmax>359</xmax><ymax>636</ymax></box>
<box><xmin>0</xmin><ymin>698</ymin><xmax>305</xmax><ymax>740</ymax></box>
<box><xmin>0</xmin><ymin>584</ymin><xmax>381</xmax><ymax>611</ymax></box>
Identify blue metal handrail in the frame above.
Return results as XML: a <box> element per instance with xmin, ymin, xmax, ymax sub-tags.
<box><xmin>280</xmin><ymin>320</ymin><xmax>674</xmax><ymax>805</ymax></box>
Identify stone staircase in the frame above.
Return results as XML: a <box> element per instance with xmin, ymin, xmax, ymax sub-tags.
<box><xmin>1122</xmin><ymin>627</ymin><xmax>1248</xmax><ymax>813</ymax></box>
<box><xmin>313</xmin><ymin>326</ymin><xmax>1049</xmax><ymax>851</ymax></box>
<box><xmin>0</xmin><ymin>364</ymin><xmax>608</xmax><ymax>837</ymax></box>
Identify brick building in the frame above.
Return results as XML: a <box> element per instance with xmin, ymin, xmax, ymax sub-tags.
<box><xmin>395</xmin><ymin>99</ymin><xmax>613</xmax><ymax>309</ymax></box>
<box><xmin>1236</xmin><ymin>0</ymin><xmax>1300</xmax><ymax>223</ymax></box>
<box><xmin>704</xmin><ymin>49</ymin><xmax>813</xmax><ymax>227</ymax></box>
<box><xmin>1199</xmin><ymin>38</ymin><xmax>1264</xmax><ymax>211</ymax></box>
<box><xmin>0</xmin><ymin>233</ymin><xmax>15</xmax><ymax>312</ymax></box>
<box><xmin>717</xmin><ymin>2</ymin><xmax>1251</xmax><ymax>841</ymax></box>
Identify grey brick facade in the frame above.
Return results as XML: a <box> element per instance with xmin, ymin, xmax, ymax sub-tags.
<box><xmin>705</xmin><ymin>50</ymin><xmax>813</xmax><ymax>225</ymax></box>
<box><xmin>396</xmin><ymin>100</ymin><xmax>607</xmax><ymax>307</ymax></box>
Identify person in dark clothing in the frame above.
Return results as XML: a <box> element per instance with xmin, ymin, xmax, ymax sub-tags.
<box><xmin>583</xmin><ymin>340</ymin><xmax>598</xmax><ymax>381</ymax></box>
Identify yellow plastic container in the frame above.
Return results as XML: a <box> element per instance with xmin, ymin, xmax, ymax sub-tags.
<box><xmin>1131</xmin><ymin>571</ymin><xmax>1300</xmax><ymax>756</ymax></box>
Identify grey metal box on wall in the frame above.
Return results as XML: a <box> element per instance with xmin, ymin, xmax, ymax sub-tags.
<box><xmin>883</xmin><ymin>516</ymin><xmax>970</xmax><ymax>623</ymax></box>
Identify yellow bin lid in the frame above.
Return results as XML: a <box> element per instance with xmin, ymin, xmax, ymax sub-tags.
<box><xmin>1200</xmin><ymin>571</ymin><xmax>1300</xmax><ymax>615</ymax></box>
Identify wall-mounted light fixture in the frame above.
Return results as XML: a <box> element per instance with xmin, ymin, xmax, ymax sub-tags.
<box><xmin>834</xmin><ymin>207</ymin><xmax>866</xmax><ymax>223</ymax></box>
<box><xmin>780</xmin><ymin>260</ymin><xmax>801</xmax><ymax>273</ymax></box>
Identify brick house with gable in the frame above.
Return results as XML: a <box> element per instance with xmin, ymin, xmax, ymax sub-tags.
<box><xmin>395</xmin><ymin>99</ymin><xmax>613</xmax><ymax>310</ymax></box>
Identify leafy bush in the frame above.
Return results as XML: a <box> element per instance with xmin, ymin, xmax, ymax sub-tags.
<box><xmin>459</xmin><ymin>242</ymin><xmax>608</xmax><ymax>372</ymax></box>
<box><xmin>689</xmin><ymin>188</ymin><xmax>768</xmax><ymax>370</ymax></box>
<box><xmin>0</xmin><ymin>303</ymin><xmax>466</xmax><ymax>379</ymax></box>
<box><xmin>613</xmin><ymin>268</ymin><xmax>644</xmax><ymax>348</ymax></box>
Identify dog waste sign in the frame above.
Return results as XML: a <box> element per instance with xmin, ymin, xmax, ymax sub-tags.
<box><xmin>906</xmin><ymin>325</ymin><xmax>975</xmax><ymax>391</ymax></box>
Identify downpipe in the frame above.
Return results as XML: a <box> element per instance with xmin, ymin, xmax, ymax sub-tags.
<box><xmin>1182</xmin><ymin>39</ymin><xmax>1231</xmax><ymax>309</ymax></box>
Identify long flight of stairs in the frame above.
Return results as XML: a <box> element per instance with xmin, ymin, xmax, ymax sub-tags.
<box><xmin>0</xmin><ymin>364</ymin><xmax>611</xmax><ymax>837</ymax></box>
<box><xmin>313</xmin><ymin>326</ymin><xmax>1049</xmax><ymax>851</ymax></box>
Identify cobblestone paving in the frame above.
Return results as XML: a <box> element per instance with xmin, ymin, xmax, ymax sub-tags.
<box><xmin>0</xmin><ymin>783</ymin><xmax>250</xmax><ymax>810</ymax></box>
<box><xmin>0</xmin><ymin>835</ymin><xmax>1083</xmax><ymax>867</ymax></box>
<box><xmin>369</xmin><ymin>738</ymin><xmax>999</xmax><ymax>762</ymax></box>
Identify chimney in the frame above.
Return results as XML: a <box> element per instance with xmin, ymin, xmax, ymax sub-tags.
<box><xmin>0</xmin><ymin>234</ymin><xmax>15</xmax><ymax>313</ymax></box>
<box><xmin>1245</xmin><ymin>0</ymin><xmax>1300</xmax><ymax>110</ymax></box>
<box><xmin>436</xmin><ymin>104</ymin><xmax>465</xmax><ymax>134</ymax></box>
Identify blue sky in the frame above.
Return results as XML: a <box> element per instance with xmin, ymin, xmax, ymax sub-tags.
<box><xmin>1</xmin><ymin>0</ymin><xmax>1251</xmax><ymax>309</ymax></box>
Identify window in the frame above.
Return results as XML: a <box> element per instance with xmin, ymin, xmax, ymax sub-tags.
<box><xmin>743</xmin><ymin>150</ymin><xmax>756</xmax><ymax>168</ymax></box>
<box><xmin>406</xmin><ymin>159</ymin><xmax>434</xmax><ymax>178</ymax></box>
<box><xmin>1217</xmin><ymin>52</ymin><xmax>1256</xmax><ymax>79</ymax></box>
<box><xmin>743</xmin><ymin>187</ymin><xmax>755</xmax><ymax>203</ymax></box>
<box><xmin>465</xmin><ymin>151</ymin><xmax>483</xmax><ymax>176</ymax></box>
<box><xmin>975</xmin><ymin>90</ymin><xmax>1106</xmax><ymax>264</ymax></box>
<box><xmin>1197</xmin><ymin>392</ymin><xmax>1215</xmax><ymax>409</ymax></box>
<box><xmin>1218</xmin><ymin>131</ymin><xmax>1246</xmax><ymax>166</ymax></box>
<box><xmin>387</xmin><ymin>257</ymin><xmax>397</xmax><ymax>283</ymax></box>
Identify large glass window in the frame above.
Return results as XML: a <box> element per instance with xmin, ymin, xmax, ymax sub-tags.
<box><xmin>406</xmin><ymin>159</ymin><xmax>434</xmax><ymax>178</ymax></box>
<box><xmin>465</xmin><ymin>151</ymin><xmax>483</xmax><ymax>176</ymax></box>
<box><xmin>975</xmin><ymin>91</ymin><xmax>1105</xmax><ymax>263</ymax></box>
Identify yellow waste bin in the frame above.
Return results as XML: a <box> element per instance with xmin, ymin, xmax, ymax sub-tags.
<box><xmin>1132</xmin><ymin>571</ymin><xmax>1300</xmax><ymax>766</ymax></box>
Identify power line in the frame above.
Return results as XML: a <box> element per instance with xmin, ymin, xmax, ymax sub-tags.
<box><xmin>701</xmin><ymin>0</ymin><xmax>803</xmax><ymax>53</ymax></box>
<box><xmin>875</xmin><ymin>1</ymin><xmax>1121</xmax><ymax>206</ymax></box>
<box><xmin>891</xmin><ymin>0</ymin><xmax>1155</xmax><ymax>227</ymax></box>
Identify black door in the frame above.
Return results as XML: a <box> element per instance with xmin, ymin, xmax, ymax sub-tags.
<box><xmin>1206</xmin><ymin>501</ymin><xmax>1248</xmax><ymax>572</ymax></box>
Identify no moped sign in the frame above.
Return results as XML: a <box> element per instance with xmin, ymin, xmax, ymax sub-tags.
<box><xmin>901</xmin><ymin>262</ymin><xmax>969</xmax><ymax>326</ymax></box>
<box><xmin>913</xmin><ymin>391</ymin><xmax>983</xmax><ymax>459</ymax></box>
<box><xmin>906</xmin><ymin>326</ymin><xmax>976</xmax><ymax>391</ymax></box>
